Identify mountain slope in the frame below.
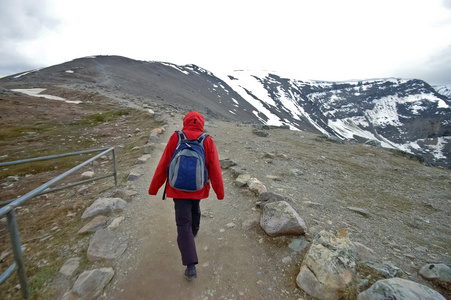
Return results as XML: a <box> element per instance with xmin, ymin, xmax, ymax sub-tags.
<box><xmin>434</xmin><ymin>85</ymin><xmax>451</xmax><ymax>99</ymax></box>
<box><xmin>0</xmin><ymin>55</ymin><xmax>259</xmax><ymax>123</ymax></box>
<box><xmin>215</xmin><ymin>71</ymin><xmax>451</xmax><ymax>167</ymax></box>
<box><xmin>1</xmin><ymin>55</ymin><xmax>450</xmax><ymax>167</ymax></box>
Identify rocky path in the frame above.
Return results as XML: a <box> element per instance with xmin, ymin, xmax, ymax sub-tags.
<box><xmin>100</xmin><ymin>114</ymin><xmax>303</xmax><ymax>300</ymax></box>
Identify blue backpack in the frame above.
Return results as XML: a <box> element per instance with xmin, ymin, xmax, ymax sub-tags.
<box><xmin>166</xmin><ymin>130</ymin><xmax>209</xmax><ymax>194</ymax></box>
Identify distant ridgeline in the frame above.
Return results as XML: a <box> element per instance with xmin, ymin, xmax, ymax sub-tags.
<box><xmin>1</xmin><ymin>55</ymin><xmax>450</xmax><ymax>167</ymax></box>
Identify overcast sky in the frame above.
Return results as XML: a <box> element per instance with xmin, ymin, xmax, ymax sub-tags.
<box><xmin>1</xmin><ymin>0</ymin><xmax>451</xmax><ymax>85</ymax></box>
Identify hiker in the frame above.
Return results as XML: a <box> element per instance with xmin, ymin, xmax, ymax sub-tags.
<box><xmin>148</xmin><ymin>111</ymin><xmax>224</xmax><ymax>281</ymax></box>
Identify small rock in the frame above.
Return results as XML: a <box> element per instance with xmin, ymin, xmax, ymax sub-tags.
<box><xmin>77</xmin><ymin>186</ymin><xmax>89</xmax><ymax>195</ymax></box>
<box><xmin>150</xmin><ymin>128</ymin><xmax>163</xmax><ymax>137</ymax></box>
<box><xmin>291</xmin><ymin>169</ymin><xmax>304</xmax><ymax>176</ymax></box>
<box><xmin>226</xmin><ymin>222</ymin><xmax>236</xmax><ymax>228</ymax></box>
<box><xmin>266</xmin><ymin>175</ymin><xmax>281</xmax><ymax>181</ymax></box>
<box><xmin>282</xmin><ymin>256</ymin><xmax>292</xmax><ymax>264</ymax></box>
<box><xmin>347</xmin><ymin>207</ymin><xmax>370</xmax><ymax>217</ymax></box>
<box><xmin>0</xmin><ymin>251</ymin><xmax>10</xmax><ymax>261</ymax></box>
<box><xmin>364</xmin><ymin>261</ymin><xmax>404</xmax><ymax>278</ymax></box>
<box><xmin>230</xmin><ymin>166</ymin><xmax>247</xmax><ymax>176</ymax></box>
<box><xmin>252</xmin><ymin>129</ymin><xmax>269</xmax><ymax>137</ymax></box>
<box><xmin>365</xmin><ymin>139</ymin><xmax>382</xmax><ymax>147</ymax></box>
<box><xmin>136</xmin><ymin>154</ymin><xmax>151</xmax><ymax>164</ymax></box>
<box><xmin>235</xmin><ymin>174</ymin><xmax>251</xmax><ymax>187</ymax></box>
<box><xmin>288</xmin><ymin>238</ymin><xmax>310</xmax><ymax>253</ymax></box>
<box><xmin>114</xmin><ymin>189</ymin><xmax>138</xmax><ymax>198</ymax></box>
<box><xmin>220</xmin><ymin>159</ymin><xmax>237</xmax><ymax>169</ymax></box>
<box><xmin>127</xmin><ymin>171</ymin><xmax>143</xmax><ymax>181</ymax></box>
<box><xmin>248</xmin><ymin>178</ymin><xmax>267</xmax><ymax>196</ymax></box>
<box><xmin>81</xmin><ymin>171</ymin><xmax>94</xmax><ymax>179</ymax></box>
<box><xmin>302</xmin><ymin>200</ymin><xmax>324</xmax><ymax>208</ymax></box>
<box><xmin>8</xmin><ymin>175</ymin><xmax>20</xmax><ymax>181</ymax></box>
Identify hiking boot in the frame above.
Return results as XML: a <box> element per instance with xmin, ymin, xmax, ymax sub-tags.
<box><xmin>184</xmin><ymin>267</ymin><xmax>197</xmax><ymax>281</ymax></box>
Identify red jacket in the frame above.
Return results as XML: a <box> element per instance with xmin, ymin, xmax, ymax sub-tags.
<box><xmin>148</xmin><ymin>111</ymin><xmax>224</xmax><ymax>200</ymax></box>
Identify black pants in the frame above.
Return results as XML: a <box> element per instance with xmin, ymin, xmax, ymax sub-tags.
<box><xmin>173</xmin><ymin>199</ymin><xmax>200</xmax><ymax>266</ymax></box>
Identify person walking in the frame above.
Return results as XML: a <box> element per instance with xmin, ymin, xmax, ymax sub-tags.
<box><xmin>148</xmin><ymin>111</ymin><xmax>224</xmax><ymax>281</ymax></box>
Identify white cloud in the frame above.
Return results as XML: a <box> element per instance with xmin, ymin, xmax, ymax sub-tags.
<box><xmin>1</xmin><ymin>0</ymin><xmax>451</xmax><ymax>84</ymax></box>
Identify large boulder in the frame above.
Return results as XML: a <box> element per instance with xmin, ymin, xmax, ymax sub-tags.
<box><xmin>260</xmin><ymin>201</ymin><xmax>306</xmax><ymax>237</ymax></box>
<box><xmin>87</xmin><ymin>229</ymin><xmax>129</xmax><ymax>261</ymax></box>
<box><xmin>81</xmin><ymin>198</ymin><xmax>127</xmax><ymax>219</ymax></box>
<box><xmin>419</xmin><ymin>263</ymin><xmax>451</xmax><ymax>283</ymax></box>
<box><xmin>357</xmin><ymin>278</ymin><xmax>446</xmax><ymax>300</ymax></box>
<box><xmin>297</xmin><ymin>229</ymin><xmax>357</xmax><ymax>300</ymax></box>
<box><xmin>65</xmin><ymin>268</ymin><xmax>115</xmax><ymax>300</ymax></box>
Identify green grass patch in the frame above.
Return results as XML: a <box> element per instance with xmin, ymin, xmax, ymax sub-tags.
<box><xmin>81</xmin><ymin>109</ymin><xmax>130</xmax><ymax>125</ymax></box>
<box><xmin>28</xmin><ymin>267</ymin><xmax>57</xmax><ymax>299</ymax></box>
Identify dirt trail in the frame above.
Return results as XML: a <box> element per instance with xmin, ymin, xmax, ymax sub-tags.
<box><xmin>101</xmin><ymin>114</ymin><xmax>301</xmax><ymax>300</ymax></box>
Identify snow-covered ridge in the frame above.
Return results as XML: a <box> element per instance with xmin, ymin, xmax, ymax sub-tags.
<box><xmin>214</xmin><ymin>70</ymin><xmax>451</xmax><ymax>167</ymax></box>
<box><xmin>433</xmin><ymin>85</ymin><xmax>451</xmax><ymax>99</ymax></box>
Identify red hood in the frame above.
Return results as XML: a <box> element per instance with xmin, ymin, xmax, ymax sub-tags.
<box><xmin>182</xmin><ymin>111</ymin><xmax>205</xmax><ymax>136</ymax></box>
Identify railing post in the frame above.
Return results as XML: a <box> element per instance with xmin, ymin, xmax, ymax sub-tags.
<box><xmin>7</xmin><ymin>210</ymin><xmax>29</xmax><ymax>299</ymax></box>
<box><xmin>112</xmin><ymin>148</ymin><xmax>118</xmax><ymax>186</ymax></box>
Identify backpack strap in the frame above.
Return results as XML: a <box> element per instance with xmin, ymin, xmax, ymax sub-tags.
<box><xmin>176</xmin><ymin>130</ymin><xmax>208</xmax><ymax>145</ymax></box>
<box><xmin>196</xmin><ymin>133</ymin><xmax>209</xmax><ymax>146</ymax></box>
<box><xmin>176</xmin><ymin>130</ymin><xmax>187</xmax><ymax>142</ymax></box>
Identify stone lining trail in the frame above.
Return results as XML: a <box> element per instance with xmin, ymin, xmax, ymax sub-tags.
<box><xmin>100</xmin><ymin>114</ymin><xmax>303</xmax><ymax>299</ymax></box>
<box><xmin>58</xmin><ymin>110</ymin><xmax>451</xmax><ymax>299</ymax></box>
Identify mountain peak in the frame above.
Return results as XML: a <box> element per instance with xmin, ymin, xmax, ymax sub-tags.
<box><xmin>1</xmin><ymin>56</ymin><xmax>449</xmax><ymax>167</ymax></box>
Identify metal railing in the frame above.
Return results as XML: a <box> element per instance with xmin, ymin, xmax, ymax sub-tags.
<box><xmin>0</xmin><ymin>147</ymin><xmax>117</xmax><ymax>298</ymax></box>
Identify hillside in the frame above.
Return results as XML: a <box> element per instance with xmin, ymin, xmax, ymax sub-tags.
<box><xmin>0</xmin><ymin>56</ymin><xmax>259</xmax><ymax>124</ymax></box>
<box><xmin>0</xmin><ymin>78</ymin><xmax>450</xmax><ymax>299</ymax></box>
<box><xmin>1</xmin><ymin>55</ymin><xmax>450</xmax><ymax>168</ymax></box>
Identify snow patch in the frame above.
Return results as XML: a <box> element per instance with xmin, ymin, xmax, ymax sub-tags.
<box><xmin>13</xmin><ymin>68</ymin><xmax>42</xmax><ymax>78</ymax></box>
<box><xmin>161</xmin><ymin>62</ymin><xmax>189</xmax><ymax>75</ymax></box>
<box><xmin>12</xmin><ymin>88</ymin><xmax>81</xmax><ymax>104</ymax></box>
<box><xmin>216</xmin><ymin>70</ymin><xmax>283</xmax><ymax>126</ymax></box>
